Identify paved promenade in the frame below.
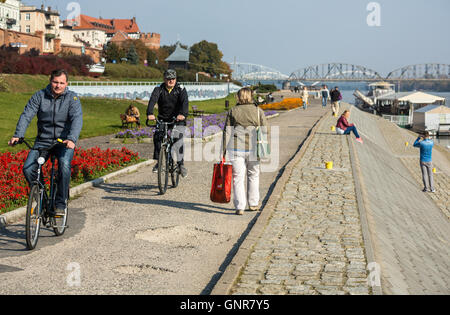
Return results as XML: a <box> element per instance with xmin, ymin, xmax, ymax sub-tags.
<box><xmin>1</xmin><ymin>98</ymin><xmax>448</xmax><ymax>295</ymax></box>
<box><xmin>228</xmin><ymin>108</ymin><xmax>371</xmax><ymax>295</ymax></box>
<box><xmin>0</xmin><ymin>100</ymin><xmax>327</xmax><ymax>294</ymax></box>
<box><xmin>219</xmin><ymin>103</ymin><xmax>449</xmax><ymax>295</ymax></box>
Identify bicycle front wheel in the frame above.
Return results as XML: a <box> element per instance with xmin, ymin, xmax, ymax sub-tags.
<box><xmin>158</xmin><ymin>145</ymin><xmax>169</xmax><ymax>195</ymax></box>
<box><xmin>26</xmin><ymin>185</ymin><xmax>41</xmax><ymax>250</ymax></box>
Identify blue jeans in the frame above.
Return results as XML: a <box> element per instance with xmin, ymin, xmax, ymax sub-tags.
<box><xmin>23</xmin><ymin>146</ymin><xmax>74</xmax><ymax>210</ymax></box>
<box><xmin>322</xmin><ymin>98</ymin><xmax>327</xmax><ymax>107</ymax></box>
<box><xmin>343</xmin><ymin>126</ymin><xmax>360</xmax><ymax>139</ymax></box>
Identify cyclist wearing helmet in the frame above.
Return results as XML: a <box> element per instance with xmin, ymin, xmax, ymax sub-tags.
<box><xmin>147</xmin><ymin>69</ymin><xmax>189</xmax><ymax>177</ymax></box>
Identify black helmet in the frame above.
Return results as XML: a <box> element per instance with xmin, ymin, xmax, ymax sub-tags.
<box><xmin>164</xmin><ymin>69</ymin><xmax>177</xmax><ymax>80</ymax></box>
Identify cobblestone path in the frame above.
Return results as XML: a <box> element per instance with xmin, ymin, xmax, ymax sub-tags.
<box><xmin>231</xmin><ymin>110</ymin><xmax>371</xmax><ymax>295</ymax></box>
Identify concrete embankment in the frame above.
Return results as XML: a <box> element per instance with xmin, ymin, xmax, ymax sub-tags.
<box><xmin>350</xmin><ymin>106</ymin><xmax>450</xmax><ymax>294</ymax></box>
<box><xmin>214</xmin><ymin>103</ymin><xmax>449</xmax><ymax>295</ymax></box>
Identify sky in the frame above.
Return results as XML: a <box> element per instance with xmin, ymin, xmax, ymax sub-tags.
<box><xmin>23</xmin><ymin>0</ymin><xmax>450</xmax><ymax>77</ymax></box>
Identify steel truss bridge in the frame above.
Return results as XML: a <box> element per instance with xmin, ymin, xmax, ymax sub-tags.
<box><xmin>229</xmin><ymin>62</ymin><xmax>289</xmax><ymax>81</ymax></box>
<box><xmin>230</xmin><ymin>62</ymin><xmax>450</xmax><ymax>82</ymax></box>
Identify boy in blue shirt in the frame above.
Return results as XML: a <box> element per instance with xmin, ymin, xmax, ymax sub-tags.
<box><xmin>413</xmin><ymin>131</ymin><xmax>435</xmax><ymax>193</ymax></box>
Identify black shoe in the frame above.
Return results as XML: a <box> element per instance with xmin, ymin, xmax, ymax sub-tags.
<box><xmin>180</xmin><ymin>165</ymin><xmax>188</xmax><ymax>178</ymax></box>
<box><xmin>152</xmin><ymin>164</ymin><xmax>158</xmax><ymax>173</ymax></box>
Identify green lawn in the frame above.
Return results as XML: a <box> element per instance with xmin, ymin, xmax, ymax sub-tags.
<box><xmin>190</xmin><ymin>93</ymin><xmax>237</xmax><ymax>114</ymax></box>
<box><xmin>0</xmin><ymin>90</ymin><xmax>236</xmax><ymax>153</ymax></box>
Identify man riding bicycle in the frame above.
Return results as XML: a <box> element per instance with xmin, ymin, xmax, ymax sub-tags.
<box><xmin>147</xmin><ymin>69</ymin><xmax>189</xmax><ymax>178</ymax></box>
<box><xmin>8</xmin><ymin>69</ymin><xmax>83</xmax><ymax>216</ymax></box>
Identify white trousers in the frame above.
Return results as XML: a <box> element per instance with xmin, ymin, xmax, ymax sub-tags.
<box><xmin>228</xmin><ymin>151</ymin><xmax>261</xmax><ymax>211</ymax></box>
<box><xmin>332</xmin><ymin>101</ymin><xmax>340</xmax><ymax>115</ymax></box>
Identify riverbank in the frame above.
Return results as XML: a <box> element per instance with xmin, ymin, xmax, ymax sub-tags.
<box><xmin>213</xmin><ymin>102</ymin><xmax>449</xmax><ymax>295</ymax></box>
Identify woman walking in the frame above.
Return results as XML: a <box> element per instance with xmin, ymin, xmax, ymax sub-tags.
<box><xmin>223</xmin><ymin>87</ymin><xmax>268</xmax><ymax>215</ymax></box>
<box><xmin>302</xmin><ymin>86</ymin><xmax>309</xmax><ymax>110</ymax></box>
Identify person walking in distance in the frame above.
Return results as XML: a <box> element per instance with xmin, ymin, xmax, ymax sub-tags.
<box><xmin>8</xmin><ymin>69</ymin><xmax>83</xmax><ymax>216</ymax></box>
<box><xmin>147</xmin><ymin>69</ymin><xmax>189</xmax><ymax>177</ymax></box>
<box><xmin>414</xmin><ymin>131</ymin><xmax>435</xmax><ymax>193</ymax></box>
<box><xmin>223</xmin><ymin>87</ymin><xmax>268</xmax><ymax>215</ymax></box>
<box><xmin>330</xmin><ymin>86</ymin><xmax>342</xmax><ymax>116</ymax></box>
<box><xmin>301</xmin><ymin>86</ymin><xmax>309</xmax><ymax>110</ymax></box>
<box><xmin>320</xmin><ymin>85</ymin><xmax>330</xmax><ymax>108</ymax></box>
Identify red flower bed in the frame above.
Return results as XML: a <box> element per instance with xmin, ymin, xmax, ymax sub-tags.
<box><xmin>0</xmin><ymin>147</ymin><xmax>141</xmax><ymax>214</ymax></box>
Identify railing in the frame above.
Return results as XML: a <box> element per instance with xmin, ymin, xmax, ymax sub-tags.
<box><xmin>382</xmin><ymin>115</ymin><xmax>412</xmax><ymax>127</ymax></box>
<box><xmin>69</xmin><ymin>81</ymin><xmax>232</xmax><ymax>86</ymax></box>
<box><xmin>68</xmin><ymin>81</ymin><xmax>242</xmax><ymax>101</ymax></box>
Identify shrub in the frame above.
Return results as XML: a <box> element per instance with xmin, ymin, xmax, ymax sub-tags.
<box><xmin>252</xmin><ymin>84</ymin><xmax>278</xmax><ymax>93</ymax></box>
<box><xmin>0</xmin><ymin>49</ymin><xmax>92</xmax><ymax>76</ymax></box>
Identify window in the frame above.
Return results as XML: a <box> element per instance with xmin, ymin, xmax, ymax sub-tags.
<box><xmin>26</xmin><ymin>25</ymin><xmax>31</xmax><ymax>33</ymax></box>
<box><xmin>26</xmin><ymin>13</ymin><xmax>31</xmax><ymax>21</ymax></box>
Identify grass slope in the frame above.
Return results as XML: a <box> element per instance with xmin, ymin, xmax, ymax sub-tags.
<box><xmin>0</xmin><ymin>90</ymin><xmax>236</xmax><ymax>153</ymax></box>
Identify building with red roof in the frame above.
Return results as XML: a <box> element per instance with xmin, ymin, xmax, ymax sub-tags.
<box><xmin>65</xmin><ymin>14</ymin><xmax>141</xmax><ymax>40</ymax></box>
<box><xmin>63</xmin><ymin>14</ymin><xmax>160</xmax><ymax>50</ymax></box>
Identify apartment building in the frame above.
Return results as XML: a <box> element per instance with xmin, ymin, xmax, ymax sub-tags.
<box><xmin>0</xmin><ymin>0</ymin><xmax>20</xmax><ymax>32</ymax></box>
<box><xmin>20</xmin><ymin>4</ymin><xmax>60</xmax><ymax>53</ymax></box>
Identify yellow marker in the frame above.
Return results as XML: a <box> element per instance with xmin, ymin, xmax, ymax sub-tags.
<box><xmin>405</xmin><ymin>142</ymin><xmax>409</xmax><ymax>147</ymax></box>
<box><xmin>57</xmin><ymin>138</ymin><xmax>64</xmax><ymax>143</ymax></box>
<box><xmin>331</xmin><ymin>126</ymin><xmax>336</xmax><ymax>131</ymax></box>
<box><xmin>325</xmin><ymin>161</ymin><xmax>333</xmax><ymax>170</ymax></box>
<box><xmin>433</xmin><ymin>168</ymin><xmax>437</xmax><ymax>174</ymax></box>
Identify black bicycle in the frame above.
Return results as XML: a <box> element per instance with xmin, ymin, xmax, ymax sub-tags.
<box><xmin>147</xmin><ymin>118</ymin><xmax>182</xmax><ymax>195</ymax></box>
<box><xmin>19</xmin><ymin>138</ymin><xmax>69</xmax><ymax>250</ymax></box>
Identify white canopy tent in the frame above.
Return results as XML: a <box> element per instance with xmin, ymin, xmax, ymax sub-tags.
<box><xmin>396</xmin><ymin>92</ymin><xmax>445</xmax><ymax>104</ymax></box>
<box><xmin>377</xmin><ymin>91</ymin><xmax>446</xmax><ymax>127</ymax></box>
<box><xmin>378</xmin><ymin>91</ymin><xmax>446</xmax><ymax>104</ymax></box>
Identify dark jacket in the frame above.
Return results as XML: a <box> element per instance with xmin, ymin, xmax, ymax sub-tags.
<box><xmin>147</xmin><ymin>83</ymin><xmax>189</xmax><ymax>121</ymax></box>
<box><xmin>330</xmin><ymin>89</ymin><xmax>342</xmax><ymax>102</ymax></box>
<box><xmin>14</xmin><ymin>85</ymin><xmax>83</xmax><ymax>149</ymax></box>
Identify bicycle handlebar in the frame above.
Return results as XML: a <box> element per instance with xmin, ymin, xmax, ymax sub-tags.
<box><xmin>146</xmin><ymin>117</ymin><xmax>177</xmax><ymax>127</ymax></box>
<box><xmin>17</xmin><ymin>138</ymin><xmax>66</xmax><ymax>151</ymax></box>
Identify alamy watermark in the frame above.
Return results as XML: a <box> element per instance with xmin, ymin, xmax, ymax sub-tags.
<box><xmin>66</xmin><ymin>262</ymin><xmax>81</xmax><ymax>287</ymax></box>
<box><xmin>168</xmin><ymin>121</ymin><xmax>280</xmax><ymax>173</ymax></box>
<box><xmin>65</xmin><ymin>2</ymin><xmax>81</xmax><ymax>27</ymax></box>
<box><xmin>367</xmin><ymin>2</ymin><xmax>381</xmax><ymax>27</ymax></box>
<box><xmin>367</xmin><ymin>262</ymin><xmax>381</xmax><ymax>287</ymax></box>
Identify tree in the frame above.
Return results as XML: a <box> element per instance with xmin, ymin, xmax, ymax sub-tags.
<box><xmin>189</xmin><ymin>40</ymin><xmax>231</xmax><ymax>78</ymax></box>
<box><xmin>105</xmin><ymin>42</ymin><xmax>125</xmax><ymax>63</ymax></box>
<box><xmin>127</xmin><ymin>44</ymin><xmax>139</xmax><ymax>65</ymax></box>
<box><xmin>146</xmin><ymin>49</ymin><xmax>158</xmax><ymax>67</ymax></box>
